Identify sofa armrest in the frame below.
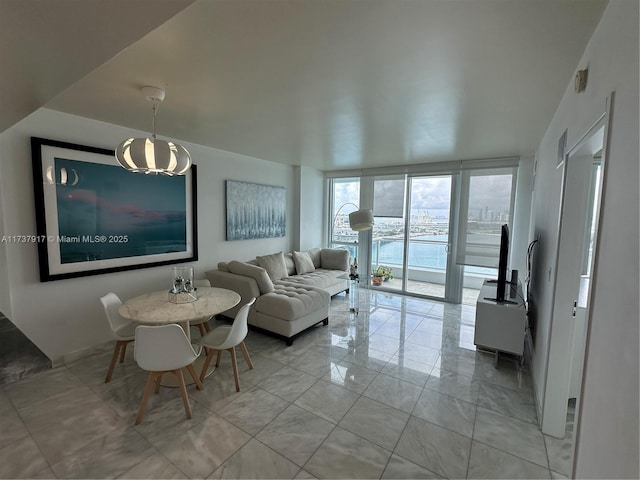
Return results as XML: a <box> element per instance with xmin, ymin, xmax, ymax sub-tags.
<box><xmin>205</xmin><ymin>270</ymin><xmax>260</xmax><ymax>318</ymax></box>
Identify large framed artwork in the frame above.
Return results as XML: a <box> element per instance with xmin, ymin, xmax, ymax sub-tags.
<box><xmin>31</xmin><ymin>137</ymin><xmax>198</xmax><ymax>282</ymax></box>
<box><xmin>225</xmin><ymin>180</ymin><xmax>286</xmax><ymax>240</ymax></box>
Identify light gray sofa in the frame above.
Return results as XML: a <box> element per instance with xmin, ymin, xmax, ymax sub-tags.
<box><xmin>206</xmin><ymin>248</ymin><xmax>350</xmax><ymax>345</ymax></box>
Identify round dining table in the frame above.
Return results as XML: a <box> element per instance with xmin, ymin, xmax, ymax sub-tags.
<box><xmin>118</xmin><ymin>286</ymin><xmax>241</xmax><ymax>386</ymax></box>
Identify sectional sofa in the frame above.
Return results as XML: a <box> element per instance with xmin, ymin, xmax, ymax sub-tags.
<box><xmin>206</xmin><ymin>248</ymin><xmax>350</xmax><ymax>345</ymax></box>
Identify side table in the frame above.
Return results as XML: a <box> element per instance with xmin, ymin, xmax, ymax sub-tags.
<box><xmin>349</xmin><ymin>274</ymin><xmax>361</xmax><ymax>314</ymax></box>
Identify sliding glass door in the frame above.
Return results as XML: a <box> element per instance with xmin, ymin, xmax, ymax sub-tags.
<box><xmin>367</xmin><ymin>174</ymin><xmax>455</xmax><ymax>300</ymax></box>
<box><xmin>405</xmin><ymin>176</ymin><xmax>453</xmax><ymax>299</ymax></box>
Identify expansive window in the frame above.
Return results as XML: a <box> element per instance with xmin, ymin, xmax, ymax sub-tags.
<box><xmin>329</xmin><ymin>177</ymin><xmax>360</xmax><ymax>259</ymax></box>
<box><xmin>456</xmin><ymin>168</ymin><xmax>516</xmax><ymax>269</ymax></box>
<box><xmin>327</xmin><ymin>162</ymin><xmax>518</xmax><ymax>303</ymax></box>
<box><xmin>371</xmin><ymin>175</ymin><xmax>408</xmax><ymax>292</ymax></box>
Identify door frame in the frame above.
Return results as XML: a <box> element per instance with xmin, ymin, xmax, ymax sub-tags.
<box><xmin>541</xmin><ymin>93</ymin><xmax>614</xmax><ymax>449</ymax></box>
<box><xmin>405</xmin><ymin>173</ymin><xmax>459</xmax><ymax>301</ymax></box>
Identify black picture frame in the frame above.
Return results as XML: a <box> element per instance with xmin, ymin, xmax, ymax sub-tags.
<box><xmin>31</xmin><ymin>137</ymin><xmax>198</xmax><ymax>282</ymax></box>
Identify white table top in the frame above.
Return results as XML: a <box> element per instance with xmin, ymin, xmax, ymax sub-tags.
<box><xmin>118</xmin><ymin>286</ymin><xmax>241</xmax><ymax>325</ymax></box>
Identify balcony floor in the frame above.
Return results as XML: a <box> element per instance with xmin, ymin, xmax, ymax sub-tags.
<box><xmin>368</xmin><ymin>279</ymin><xmax>481</xmax><ymax>305</ymax></box>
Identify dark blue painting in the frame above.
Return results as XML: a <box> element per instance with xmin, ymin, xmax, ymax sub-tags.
<box><xmin>55</xmin><ymin>158</ymin><xmax>187</xmax><ymax>264</ymax></box>
<box><xmin>31</xmin><ymin>137</ymin><xmax>197</xmax><ymax>282</ymax></box>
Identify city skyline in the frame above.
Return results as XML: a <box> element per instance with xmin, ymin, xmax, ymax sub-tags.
<box><xmin>333</xmin><ymin>174</ymin><xmax>513</xmax><ymax>222</ymax></box>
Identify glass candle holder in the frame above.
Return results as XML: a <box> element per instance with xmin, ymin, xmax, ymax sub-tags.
<box><xmin>172</xmin><ymin>266</ymin><xmax>194</xmax><ymax>293</ymax></box>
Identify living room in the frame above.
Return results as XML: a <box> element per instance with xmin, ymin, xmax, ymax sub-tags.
<box><xmin>0</xmin><ymin>1</ymin><xmax>637</xmax><ymax>478</ymax></box>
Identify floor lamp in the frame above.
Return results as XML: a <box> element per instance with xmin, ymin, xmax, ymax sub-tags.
<box><xmin>333</xmin><ymin>202</ymin><xmax>374</xmax><ymax>232</ymax></box>
<box><xmin>333</xmin><ymin>203</ymin><xmax>373</xmax><ymax>314</ymax></box>
<box><xmin>332</xmin><ymin>202</ymin><xmax>374</xmax><ymax>269</ymax></box>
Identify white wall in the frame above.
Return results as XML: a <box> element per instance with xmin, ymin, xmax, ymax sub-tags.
<box><xmin>528</xmin><ymin>1</ymin><xmax>639</xmax><ymax>477</ymax></box>
<box><xmin>0</xmin><ymin>108</ymin><xmax>295</xmax><ymax>364</ymax></box>
<box><xmin>0</xmin><ymin>164</ymin><xmax>10</xmax><ymax>317</ymax></box>
<box><xmin>296</xmin><ymin>166</ymin><xmax>325</xmax><ymax>251</ymax></box>
<box><xmin>511</xmin><ymin>155</ymin><xmax>534</xmax><ymax>276</ymax></box>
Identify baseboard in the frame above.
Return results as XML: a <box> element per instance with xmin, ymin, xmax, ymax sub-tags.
<box><xmin>52</xmin><ymin>341</ymin><xmax>112</xmax><ymax>367</ymax></box>
<box><xmin>524</xmin><ymin>327</ymin><xmax>544</xmax><ymax>424</ymax></box>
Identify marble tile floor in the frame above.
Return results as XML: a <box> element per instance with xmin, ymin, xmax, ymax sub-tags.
<box><xmin>0</xmin><ymin>313</ymin><xmax>51</xmax><ymax>386</ymax></box>
<box><xmin>0</xmin><ymin>290</ymin><xmax>572</xmax><ymax>479</ymax></box>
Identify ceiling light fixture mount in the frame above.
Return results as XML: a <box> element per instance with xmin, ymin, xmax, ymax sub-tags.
<box><xmin>115</xmin><ymin>86</ymin><xmax>191</xmax><ymax>176</ymax></box>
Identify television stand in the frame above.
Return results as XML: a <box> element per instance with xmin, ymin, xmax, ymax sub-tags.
<box><xmin>475</xmin><ymin>279</ymin><xmax>527</xmax><ymax>366</ymax></box>
<box><xmin>483</xmin><ymin>297</ymin><xmax>518</xmax><ymax>305</ymax></box>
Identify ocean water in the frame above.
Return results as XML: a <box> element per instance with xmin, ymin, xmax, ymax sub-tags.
<box><xmin>374</xmin><ymin>235</ymin><xmax>448</xmax><ymax>270</ymax></box>
<box><xmin>372</xmin><ymin>234</ymin><xmax>495</xmax><ymax>275</ymax></box>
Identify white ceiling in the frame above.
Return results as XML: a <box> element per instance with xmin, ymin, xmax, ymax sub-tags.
<box><xmin>4</xmin><ymin>0</ymin><xmax>607</xmax><ymax>171</ymax></box>
<box><xmin>0</xmin><ymin>0</ymin><xmax>196</xmax><ymax>133</ymax></box>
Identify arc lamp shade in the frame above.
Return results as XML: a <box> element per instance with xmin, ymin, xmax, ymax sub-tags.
<box><xmin>348</xmin><ymin>209</ymin><xmax>374</xmax><ymax>231</ymax></box>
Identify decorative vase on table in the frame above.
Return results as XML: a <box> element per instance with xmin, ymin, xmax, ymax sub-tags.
<box><xmin>169</xmin><ymin>266</ymin><xmax>197</xmax><ymax>303</ymax></box>
<box><xmin>371</xmin><ymin>275</ymin><xmax>384</xmax><ymax>286</ymax></box>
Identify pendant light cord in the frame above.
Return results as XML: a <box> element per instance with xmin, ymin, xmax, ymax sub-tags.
<box><xmin>151</xmin><ymin>102</ymin><xmax>159</xmax><ymax>140</ymax></box>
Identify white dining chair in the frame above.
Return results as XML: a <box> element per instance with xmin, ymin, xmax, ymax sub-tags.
<box><xmin>190</xmin><ymin>279</ymin><xmax>212</xmax><ymax>337</ymax></box>
<box><xmin>133</xmin><ymin>324</ymin><xmax>203</xmax><ymax>425</ymax></box>
<box><xmin>198</xmin><ymin>298</ymin><xmax>255</xmax><ymax>391</ymax></box>
<box><xmin>100</xmin><ymin>292</ymin><xmax>136</xmax><ymax>383</ymax></box>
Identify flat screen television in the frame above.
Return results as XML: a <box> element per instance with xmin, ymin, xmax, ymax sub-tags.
<box><xmin>485</xmin><ymin>224</ymin><xmax>512</xmax><ymax>303</ymax></box>
<box><xmin>495</xmin><ymin>224</ymin><xmax>510</xmax><ymax>302</ymax></box>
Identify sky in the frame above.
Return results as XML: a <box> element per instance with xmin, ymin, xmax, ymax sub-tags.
<box><xmin>334</xmin><ymin>174</ymin><xmax>512</xmax><ymax>219</ymax></box>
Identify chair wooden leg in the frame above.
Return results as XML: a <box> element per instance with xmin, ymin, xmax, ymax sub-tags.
<box><xmin>203</xmin><ymin>322</ymin><xmax>211</xmax><ymax>332</ymax></box>
<box><xmin>199</xmin><ymin>350</ymin><xmax>215</xmax><ymax>382</ymax></box>
<box><xmin>106</xmin><ymin>340</ymin><xmax>134</xmax><ymax>383</ymax></box>
<box><xmin>154</xmin><ymin>374</ymin><xmax>162</xmax><ymax>394</ymax></box>
<box><xmin>215</xmin><ymin>350</ymin><xmax>223</xmax><ymax>367</ymax></box>
<box><xmin>229</xmin><ymin>348</ymin><xmax>240</xmax><ymax>392</ymax></box>
<box><xmin>119</xmin><ymin>341</ymin><xmax>128</xmax><ymax>363</ymax></box>
<box><xmin>174</xmin><ymin>369</ymin><xmax>192</xmax><ymax>419</ymax></box>
<box><xmin>186</xmin><ymin>364</ymin><xmax>204</xmax><ymax>390</ymax></box>
<box><xmin>239</xmin><ymin>341</ymin><xmax>254</xmax><ymax>370</ymax></box>
<box><xmin>135</xmin><ymin>372</ymin><xmax>158</xmax><ymax>425</ymax></box>
<box><xmin>197</xmin><ymin>323</ymin><xmax>207</xmax><ymax>337</ymax></box>
<box><xmin>105</xmin><ymin>342</ymin><xmax>121</xmax><ymax>383</ymax></box>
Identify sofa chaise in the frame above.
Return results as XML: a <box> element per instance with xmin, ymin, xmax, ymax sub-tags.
<box><xmin>206</xmin><ymin>248</ymin><xmax>350</xmax><ymax>345</ymax></box>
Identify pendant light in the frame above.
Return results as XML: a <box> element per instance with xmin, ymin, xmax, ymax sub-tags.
<box><xmin>115</xmin><ymin>86</ymin><xmax>191</xmax><ymax>175</ymax></box>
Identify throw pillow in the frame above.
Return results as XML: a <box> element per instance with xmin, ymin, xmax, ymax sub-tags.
<box><xmin>320</xmin><ymin>248</ymin><xmax>350</xmax><ymax>271</ymax></box>
<box><xmin>306</xmin><ymin>248</ymin><xmax>322</xmax><ymax>268</ymax></box>
<box><xmin>227</xmin><ymin>261</ymin><xmax>274</xmax><ymax>294</ymax></box>
<box><xmin>217</xmin><ymin>261</ymin><xmax>230</xmax><ymax>272</ymax></box>
<box><xmin>256</xmin><ymin>252</ymin><xmax>288</xmax><ymax>281</ymax></box>
<box><xmin>283</xmin><ymin>253</ymin><xmax>296</xmax><ymax>276</ymax></box>
<box><xmin>292</xmin><ymin>250</ymin><xmax>315</xmax><ymax>275</ymax></box>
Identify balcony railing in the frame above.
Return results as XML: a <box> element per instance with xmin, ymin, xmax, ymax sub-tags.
<box><xmin>330</xmin><ymin>236</ymin><xmax>493</xmax><ymax>291</ymax></box>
